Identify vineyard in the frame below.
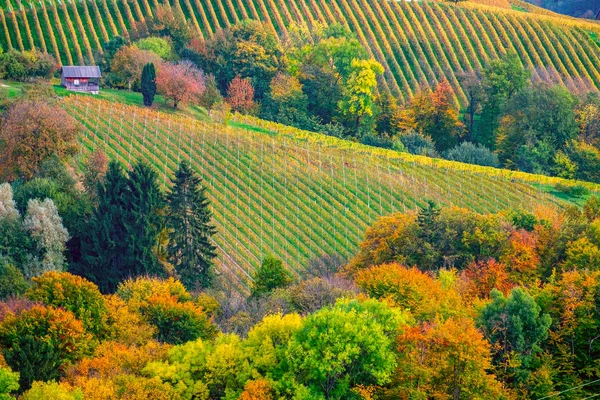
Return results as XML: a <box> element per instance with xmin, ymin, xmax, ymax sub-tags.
<box><xmin>61</xmin><ymin>95</ymin><xmax>600</xmax><ymax>292</ymax></box>
<box><xmin>2</xmin><ymin>0</ymin><xmax>600</xmax><ymax>103</ymax></box>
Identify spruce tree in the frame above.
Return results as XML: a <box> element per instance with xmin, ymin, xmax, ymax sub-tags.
<box><xmin>166</xmin><ymin>161</ymin><xmax>216</xmax><ymax>289</ymax></box>
<box><xmin>78</xmin><ymin>161</ymin><xmax>129</xmax><ymax>292</ymax></box>
<box><xmin>77</xmin><ymin>161</ymin><xmax>165</xmax><ymax>292</ymax></box>
<box><xmin>141</xmin><ymin>63</ymin><xmax>157</xmax><ymax>107</ymax></box>
<box><xmin>123</xmin><ymin>162</ymin><xmax>165</xmax><ymax>277</ymax></box>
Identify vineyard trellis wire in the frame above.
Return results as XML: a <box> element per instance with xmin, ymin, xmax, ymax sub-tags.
<box><xmin>61</xmin><ymin>95</ymin><xmax>600</xmax><ymax>293</ymax></box>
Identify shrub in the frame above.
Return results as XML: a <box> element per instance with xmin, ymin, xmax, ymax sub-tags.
<box><xmin>0</xmin><ymin>306</ymin><xmax>91</xmax><ymax>390</ymax></box>
<box><xmin>26</xmin><ymin>272</ymin><xmax>108</xmax><ymax>337</ymax></box>
<box><xmin>444</xmin><ymin>142</ymin><xmax>500</xmax><ymax>167</ymax></box>
<box><xmin>554</xmin><ymin>183</ymin><xmax>590</xmax><ymax>198</ymax></box>
<box><xmin>142</xmin><ymin>295</ymin><xmax>217</xmax><ymax>344</ymax></box>
<box><xmin>396</xmin><ymin>131</ymin><xmax>439</xmax><ymax>157</ymax></box>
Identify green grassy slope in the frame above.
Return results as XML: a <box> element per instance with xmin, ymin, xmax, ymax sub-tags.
<box><xmin>61</xmin><ymin>94</ymin><xmax>600</xmax><ymax>293</ymax></box>
<box><xmin>1</xmin><ymin>0</ymin><xmax>600</xmax><ymax>105</ymax></box>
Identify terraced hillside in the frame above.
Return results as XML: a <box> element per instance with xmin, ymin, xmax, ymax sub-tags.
<box><xmin>61</xmin><ymin>95</ymin><xmax>600</xmax><ymax>292</ymax></box>
<box><xmin>2</xmin><ymin>0</ymin><xmax>600</xmax><ymax>104</ymax></box>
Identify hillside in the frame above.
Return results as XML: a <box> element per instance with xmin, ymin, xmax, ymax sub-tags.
<box><xmin>60</xmin><ymin>94</ymin><xmax>600</xmax><ymax>293</ymax></box>
<box><xmin>2</xmin><ymin>0</ymin><xmax>600</xmax><ymax>105</ymax></box>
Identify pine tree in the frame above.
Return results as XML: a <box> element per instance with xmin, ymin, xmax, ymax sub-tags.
<box><xmin>141</xmin><ymin>62</ymin><xmax>157</xmax><ymax>106</ymax></box>
<box><xmin>166</xmin><ymin>161</ymin><xmax>216</xmax><ymax>289</ymax></box>
<box><xmin>123</xmin><ymin>162</ymin><xmax>165</xmax><ymax>277</ymax></box>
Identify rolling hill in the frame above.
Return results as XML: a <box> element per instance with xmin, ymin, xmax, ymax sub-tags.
<box><xmin>2</xmin><ymin>0</ymin><xmax>600</xmax><ymax>105</ymax></box>
<box><xmin>61</xmin><ymin>94</ymin><xmax>600</xmax><ymax>293</ymax></box>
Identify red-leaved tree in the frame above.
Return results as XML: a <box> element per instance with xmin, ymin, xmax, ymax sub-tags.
<box><xmin>156</xmin><ymin>60</ymin><xmax>205</xmax><ymax>108</ymax></box>
<box><xmin>226</xmin><ymin>76</ymin><xmax>255</xmax><ymax>114</ymax></box>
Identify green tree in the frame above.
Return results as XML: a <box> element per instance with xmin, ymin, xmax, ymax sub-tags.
<box><xmin>0</xmin><ymin>306</ymin><xmax>90</xmax><ymax>390</ymax></box>
<box><xmin>78</xmin><ymin>161</ymin><xmax>129</xmax><ymax>293</ymax></box>
<box><xmin>479</xmin><ymin>52</ymin><xmax>530</xmax><ymax>148</ymax></box>
<box><xmin>251</xmin><ymin>255</ymin><xmax>292</xmax><ymax>297</ymax></box>
<box><xmin>495</xmin><ymin>84</ymin><xmax>577</xmax><ymax>174</ymax></box>
<box><xmin>0</xmin><ymin>366</ymin><xmax>19</xmax><ymax>399</ymax></box>
<box><xmin>478</xmin><ymin>287</ymin><xmax>552</xmax><ymax>385</ymax></box>
<box><xmin>123</xmin><ymin>162</ymin><xmax>165</xmax><ymax>277</ymax></box>
<box><xmin>338</xmin><ymin>59</ymin><xmax>384</xmax><ymax>135</ymax></box>
<box><xmin>166</xmin><ymin>161</ymin><xmax>217</xmax><ymax>290</ymax></box>
<box><xmin>141</xmin><ymin>63</ymin><xmax>157</xmax><ymax>107</ymax></box>
<box><xmin>285</xmin><ymin>303</ymin><xmax>397</xmax><ymax>399</ymax></box>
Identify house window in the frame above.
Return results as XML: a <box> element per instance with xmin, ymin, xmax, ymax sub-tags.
<box><xmin>74</xmin><ymin>79</ymin><xmax>80</xmax><ymax>86</ymax></box>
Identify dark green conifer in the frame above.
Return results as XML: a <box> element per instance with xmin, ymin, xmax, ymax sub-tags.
<box><xmin>79</xmin><ymin>161</ymin><xmax>129</xmax><ymax>293</ymax></box>
<box><xmin>123</xmin><ymin>161</ymin><xmax>165</xmax><ymax>277</ymax></box>
<box><xmin>166</xmin><ymin>161</ymin><xmax>216</xmax><ymax>290</ymax></box>
<box><xmin>141</xmin><ymin>63</ymin><xmax>157</xmax><ymax>106</ymax></box>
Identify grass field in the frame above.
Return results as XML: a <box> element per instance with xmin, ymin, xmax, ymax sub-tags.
<box><xmin>59</xmin><ymin>93</ymin><xmax>600</xmax><ymax>293</ymax></box>
<box><xmin>1</xmin><ymin>0</ymin><xmax>600</xmax><ymax>105</ymax></box>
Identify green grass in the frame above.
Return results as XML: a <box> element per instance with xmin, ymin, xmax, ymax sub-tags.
<box><xmin>510</xmin><ymin>4</ymin><xmax>528</xmax><ymax>13</ymax></box>
<box><xmin>0</xmin><ymin>80</ymin><xmax>24</xmax><ymax>98</ymax></box>
<box><xmin>60</xmin><ymin>92</ymin><xmax>600</xmax><ymax>294</ymax></box>
<box><xmin>52</xmin><ymin>84</ymin><xmax>209</xmax><ymax>120</ymax></box>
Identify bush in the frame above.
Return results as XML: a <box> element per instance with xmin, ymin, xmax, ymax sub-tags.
<box><xmin>142</xmin><ymin>295</ymin><xmax>217</xmax><ymax>344</ymax></box>
<box><xmin>554</xmin><ymin>183</ymin><xmax>590</xmax><ymax>198</ymax></box>
<box><xmin>0</xmin><ymin>306</ymin><xmax>91</xmax><ymax>390</ymax></box>
<box><xmin>444</xmin><ymin>142</ymin><xmax>500</xmax><ymax>167</ymax></box>
<box><xmin>396</xmin><ymin>131</ymin><xmax>439</xmax><ymax>157</ymax></box>
<box><xmin>26</xmin><ymin>272</ymin><xmax>108</xmax><ymax>337</ymax></box>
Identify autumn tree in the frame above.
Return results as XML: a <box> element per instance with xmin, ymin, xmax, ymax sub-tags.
<box><xmin>145</xmin><ymin>5</ymin><xmax>192</xmax><ymax>53</ymax></box>
<box><xmin>141</xmin><ymin>63</ymin><xmax>157</xmax><ymax>106</ymax></box>
<box><xmin>154</xmin><ymin>61</ymin><xmax>204</xmax><ymax>108</ymax></box>
<box><xmin>393</xmin><ymin>317</ymin><xmax>506</xmax><ymax>399</ymax></box>
<box><xmin>226</xmin><ymin>75</ymin><xmax>255</xmax><ymax>114</ymax></box>
<box><xmin>109</xmin><ymin>45</ymin><xmax>162</xmax><ymax>91</ymax></box>
<box><xmin>0</xmin><ymin>100</ymin><xmax>79</xmax><ymax>181</ymax></box>
<box><xmin>401</xmin><ymin>80</ymin><xmax>464</xmax><ymax>152</ymax></box>
<box><xmin>166</xmin><ymin>161</ymin><xmax>217</xmax><ymax>290</ymax></box>
<box><xmin>338</xmin><ymin>59</ymin><xmax>384</xmax><ymax>135</ymax></box>
<box><xmin>0</xmin><ymin>305</ymin><xmax>91</xmax><ymax>390</ymax></box>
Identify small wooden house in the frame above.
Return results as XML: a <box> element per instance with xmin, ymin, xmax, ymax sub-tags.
<box><xmin>60</xmin><ymin>66</ymin><xmax>101</xmax><ymax>94</ymax></box>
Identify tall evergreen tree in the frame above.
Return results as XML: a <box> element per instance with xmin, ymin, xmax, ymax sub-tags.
<box><xmin>77</xmin><ymin>161</ymin><xmax>129</xmax><ymax>292</ymax></box>
<box><xmin>166</xmin><ymin>161</ymin><xmax>216</xmax><ymax>289</ymax></box>
<box><xmin>77</xmin><ymin>161</ymin><xmax>165</xmax><ymax>292</ymax></box>
<box><xmin>123</xmin><ymin>162</ymin><xmax>165</xmax><ymax>277</ymax></box>
<box><xmin>141</xmin><ymin>63</ymin><xmax>157</xmax><ymax>107</ymax></box>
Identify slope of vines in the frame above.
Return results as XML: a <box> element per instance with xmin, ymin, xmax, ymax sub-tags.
<box><xmin>61</xmin><ymin>95</ymin><xmax>598</xmax><ymax>292</ymax></box>
<box><xmin>1</xmin><ymin>0</ymin><xmax>600</xmax><ymax>104</ymax></box>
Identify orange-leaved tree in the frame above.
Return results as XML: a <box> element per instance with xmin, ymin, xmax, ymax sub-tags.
<box><xmin>0</xmin><ymin>100</ymin><xmax>79</xmax><ymax>181</ymax></box>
